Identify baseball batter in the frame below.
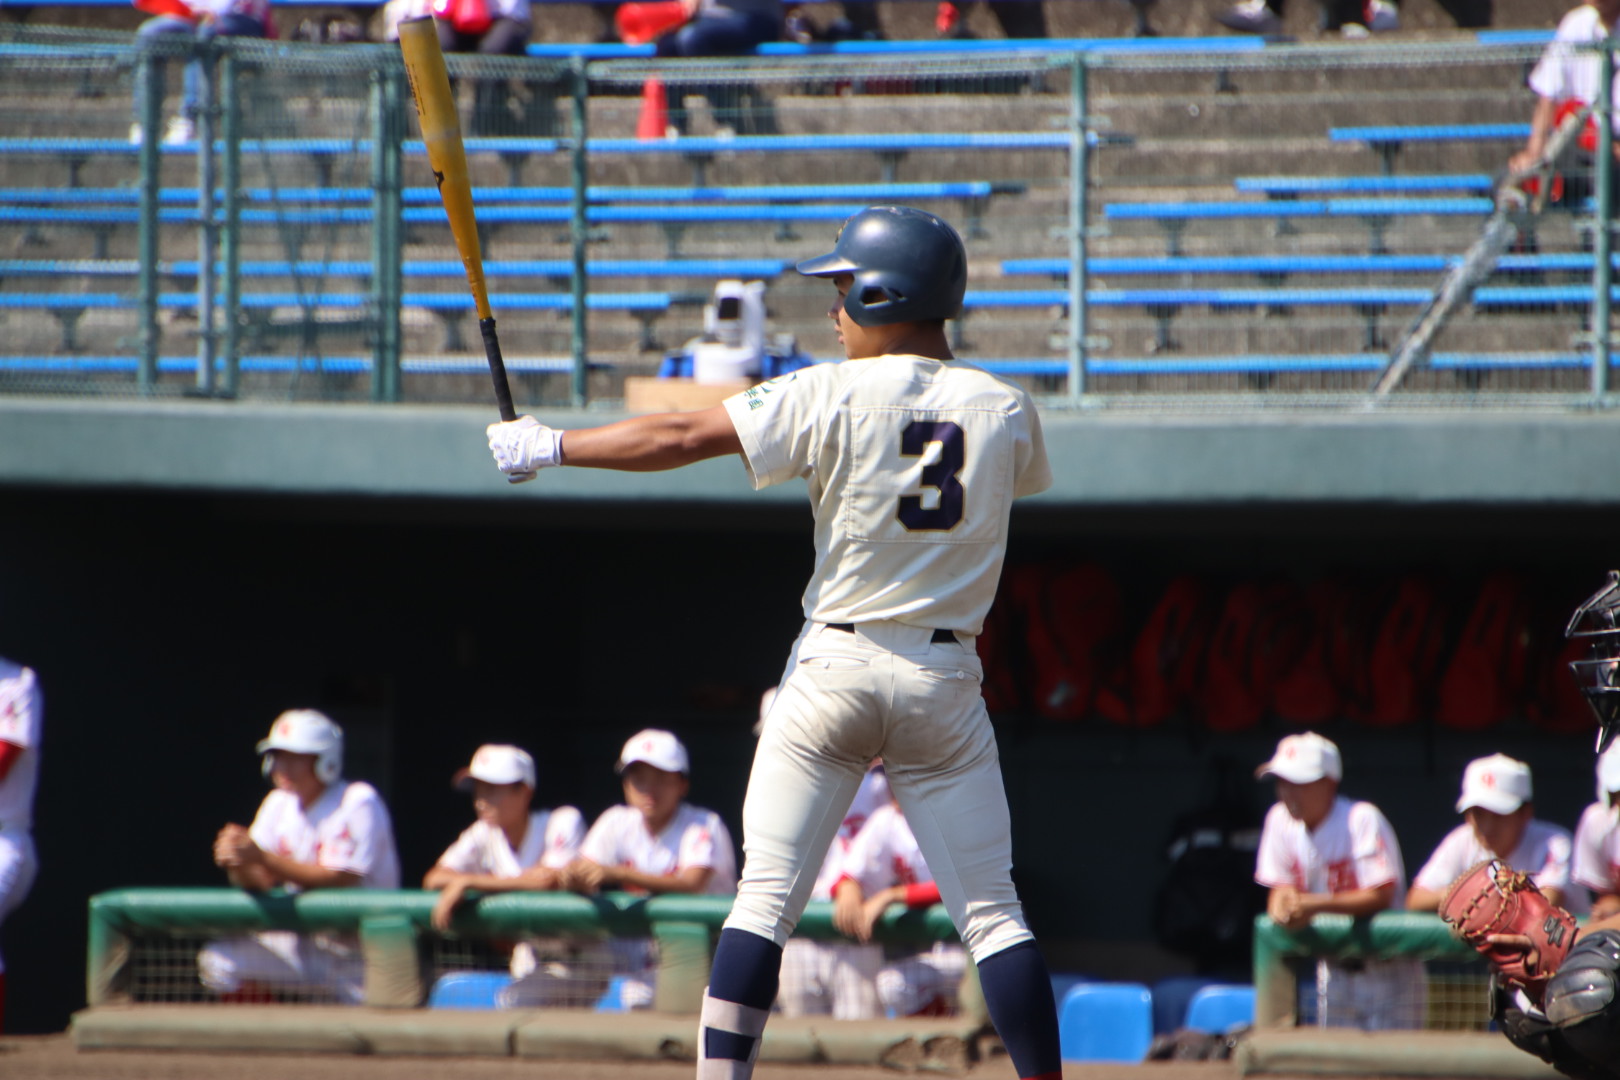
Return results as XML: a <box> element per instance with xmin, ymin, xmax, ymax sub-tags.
<box><xmin>1253</xmin><ymin>732</ymin><xmax>1424</xmax><ymax>1030</ymax></box>
<box><xmin>1408</xmin><ymin>753</ymin><xmax>1589</xmax><ymax>914</ymax></box>
<box><xmin>778</xmin><ymin>759</ymin><xmax>889</xmax><ymax>1019</ymax></box>
<box><xmin>425</xmin><ymin>744</ymin><xmax>601</xmax><ymax>1007</ymax></box>
<box><xmin>832</xmin><ymin>796</ymin><xmax>967</xmax><ymax>1018</ymax></box>
<box><xmin>0</xmin><ymin>657</ymin><xmax>41</xmax><ymax>1031</ymax></box>
<box><xmin>487</xmin><ymin>206</ymin><xmax>1061</xmax><ymax>1080</ymax></box>
<box><xmin>1573</xmin><ymin>742</ymin><xmax>1620</xmax><ymax>920</ymax></box>
<box><xmin>199</xmin><ymin>709</ymin><xmax>401</xmax><ymax>1003</ymax></box>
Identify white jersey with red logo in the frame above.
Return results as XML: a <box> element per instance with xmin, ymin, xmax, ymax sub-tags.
<box><xmin>809</xmin><ymin>768</ymin><xmax>891</xmax><ymax>901</ymax></box>
<box><xmin>248</xmin><ymin>781</ymin><xmax>401</xmax><ymax>891</ymax></box>
<box><xmin>0</xmin><ymin>661</ymin><xmax>42</xmax><ymax>832</ymax></box>
<box><xmin>1528</xmin><ymin>4</ymin><xmax>1616</xmax><ymax>108</ymax></box>
<box><xmin>723</xmin><ymin>356</ymin><xmax>1051</xmax><ymax>635</ymax></box>
<box><xmin>837</xmin><ymin>802</ymin><xmax>933</xmax><ymax>896</ymax></box>
<box><xmin>580</xmin><ymin>803</ymin><xmax>737</xmax><ymax>895</ymax></box>
<box><xmin>1411</xmin><ymin>819</ymin><xmax>1588</xmax><ymax>914</ymax></box>
<box><xmin>1571</xmin><ymin>802</ymin><xmax>1620</xmax><ymax>897</ymax></box>
<box><xmin>437</xmin><ymin>807</ymin><xmax>585</xmax><ymax>878</ymax></box>
<box><xmin>1255</xmin><ymin>796</ymin><xmax>1407</xmax><ymax>903</ymax></box>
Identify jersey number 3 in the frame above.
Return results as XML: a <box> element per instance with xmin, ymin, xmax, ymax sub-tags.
<box><xmin>898</xmin><ymin>420</ymin><xmax>965</xmax><ymax>531</ymax></box>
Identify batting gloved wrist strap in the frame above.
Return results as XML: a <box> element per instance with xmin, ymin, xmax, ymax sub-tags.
<box><xmin>487</xmin><ymin>416</ymin><xmax>566</xmax><ymax>478</ymax></box>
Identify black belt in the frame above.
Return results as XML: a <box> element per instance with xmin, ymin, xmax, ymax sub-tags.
<box><xmin>826</xmin><ymin>623</ymin><xmax>959</xmax><ymax>644</ymax></box>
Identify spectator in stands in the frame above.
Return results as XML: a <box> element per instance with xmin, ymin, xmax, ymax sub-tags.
<box><xmin>831</xmin><ymin>790</ymin><xmax>968</xmax><ymax>1018</ymax></box>
<box><xmin>648</xmin><ymin>0</ymin><xmax>781</xmax><ymax>135</ymax></box>
<box><xmin>0</xmin><ymin>658</ymin><xmax>41</xmax><ymax>1033</ymax></box>
<box><xmin>1254</xmin><ymin>733</ymin><xmax>1424</xmax><ymax>1030</ymax></box>
<box><xmin>425</xmin><ymin>744</ymin><xmax>609</xmax><ymax>1008</ymax></box>
<box><xmin>1407</xmin><ymin>753</ymin><xmax>1589</xmax><ymax>915</ymax></box>
<box><xmin>1216</xmin><ymin>0</ymin><xmax>1397</xmax><ymax>38</ymax></box>
<box><xmin>560</xmin><ymin>729</ymin><xmax>737</xmax><ymax>1009</ymax></box>
<box><xmin>1508</xmin><ymin>0</ymin><xmax>1620</xmax><ymax>203</ymax></box>
<box><xmin>1572</xmin><ymin>741</ymin><xmax>1620</xmax><ymax>920</ymax></box>
<box><xmin>198</xmin><ymin>710</ymin><xmax>401</xmax><ymax>1003</ymax></box>
<box><xmin>934</xmin><ymin>0</ymin><xmax>1048</xmax><ymax>40</ymax></box>
<box><xmin>776</xmin><ymin>722</ymin><xmax>888</xmax><ymax>1020</ymax></box>
<box><xmin>131</xmin><ymin>0</ymin><xmax>274</xmax><ymax>146</ymax></box>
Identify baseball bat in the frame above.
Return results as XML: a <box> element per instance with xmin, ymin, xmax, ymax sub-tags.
<box><xmin>398</xmin><ymin>16</ymin><xmax>517</xmax><ymax>423</ymax></box>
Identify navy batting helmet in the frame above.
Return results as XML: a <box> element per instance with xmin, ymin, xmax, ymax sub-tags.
<box><xmin>796</xmin><ymin>206</ymin><xmax>967</xmax><ymax>327</ymax></box>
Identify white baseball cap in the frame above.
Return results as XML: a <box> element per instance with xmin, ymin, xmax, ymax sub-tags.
<box><xmin>455</xmin><ymin>744</ymin><xmax>536</xmax><ymax>790</ymax></box>
<box><xmin>1255</xmin><ymin>733</ymin><xmax>1343</xmax><ymax>784</ymax></box>
<box><xmin>256</xmin><ymin>709</ymin><xmax>342</xmax><ymax>756</ymax></box>
<box><xmin>616</xmin><ymin>728</ymin><xmax>690</xmax><ymax>775</ymax></box>
<box><xmin>1598</xmin><ymin>741</ymin><xmax>1620</xmax><ymax>796</ymax></box>
<box><xmin>1456</xmin><ymin>753</ymin><xmax>1534</xmax><ymax>815</ymax></box>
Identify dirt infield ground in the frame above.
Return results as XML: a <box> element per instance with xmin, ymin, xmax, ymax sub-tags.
<box><xmin>0</xmin><ymin>1034</ymin><xmax>1251</xmax><ymax>1080</ymax></box>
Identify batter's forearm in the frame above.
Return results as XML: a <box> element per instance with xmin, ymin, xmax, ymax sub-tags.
<box><xmin>560</xmin><ymin>409</ymin><xmax>742</xmax><ymax>471</ymax></box>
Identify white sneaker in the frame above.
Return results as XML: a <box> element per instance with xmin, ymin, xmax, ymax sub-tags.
<box><xmin>1216</xmin><ymin>0</ymin><xmax>1282</xmax><ymax>34</ymax></box>
<box><xmin>162</xmin><ymin>116</ymin><xmax>195</xmax><ymax>146</ymax></box>
<box><xmin>128</xmin><ymin>122</ymin><xmax>144</xmax><ymax>146</ymax></box>
<box><xmin>1340</xmin><ymin>21</ymin><xmax>1370</xmax><ymax>36</ymax></box>
<box><xmin>1365</xmin><ymin>0</ymin><xmax>1398</xmax><ymax>30</ymax></box>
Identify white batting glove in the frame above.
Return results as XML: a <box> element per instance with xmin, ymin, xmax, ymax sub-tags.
<box><xmin>487</xmin><ymin>416</ymin><xmax>564</xmax><ymax>483</ymax></box>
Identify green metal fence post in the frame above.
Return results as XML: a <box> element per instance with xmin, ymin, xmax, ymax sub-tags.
<box><xmin>1068</xmin><ymin>53</ymin><xmax>1089</xmax><ymax>404</ymax></box>
<box><xmin>136</xmin><ymin>48</ymin><xmax>161</xmax><ymax>391</ymax></box>
<box><xmin>1596</xmin><ymin>44</ymin><xmax>1613</xmax><ymax>399</ymax></box>
<box><xmin>570</xmin><ymin>57</ymin><xmax>590</xmax><ymax>409</ymax></box>
<box><xmin>220</xmin><ymin>49</ymin><xmax>242</xmax><ymax>398</ymax></box>
<box><xmin>194</xmin><ymin>38</ymin><xmax>219</xmax><ymax>396</ymax></box>
<box><xmin>371</xmin><ymin>62</ymin><xmax>405</xmax><ymax>403</ymax></box>
<box><xmin>86</xmin><ymin>894</ymin><xmax>131</xmax><ymax>1007</ymax></box>
<box><xmin>651</xmin><ymin>918</ymin><xmax>710</xmax><ymax>1015</ymax></box>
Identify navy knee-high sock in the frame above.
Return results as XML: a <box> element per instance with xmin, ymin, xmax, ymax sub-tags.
<box><xmin>700</xmin><ymin>927</ymin><xmax>784</xmax><ymax>1073</ymax></box>
<box><xmin>977</xmin><ymin>940</ymin><xmax>1062</xmax><ymax>1080</ymax></box>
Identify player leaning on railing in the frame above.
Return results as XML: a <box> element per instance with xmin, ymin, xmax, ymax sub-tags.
<box><xmin>1435</xmin><ymin>572</ymin><xmax>1620</xmax><ymax>1080</ymax></box>
<box><xmin>486</xmin><ymin>206</ymin><xmax>1063</xmax><ymax>1080</ymax></box>
<box><xmin>0</xmin><ymin>657</ymin><xmax>41</xmax><ymax>1033</ymax></box>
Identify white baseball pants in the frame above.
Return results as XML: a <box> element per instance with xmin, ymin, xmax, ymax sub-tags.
<box><xmin>778</xmin><ymin>938</ymin><xmax>883</xmax><ymax>1019</ymax></box>
<box><xmin>877</xmin><ymin>941</ymin><xmax>969</xmax><ymax>1017</ymax></box>
<box><xmin>727</xmin><ymin>621</ymin><xmax>1033</xmax><ymax>964</ymax></box>
<box><xmin>197</xmin><ymin>930</ymin><xmax>366</xmax><ymax>1003</ymax></box>
<box><xmin>0</xmin><ymin>829</ymin><xmax>38</xmax><ymax>975</ymax></box>
<box><xmin>1313</xmin><ymin>957</ymin><xmax>1427</xmax><ymax>1030</ymax></box>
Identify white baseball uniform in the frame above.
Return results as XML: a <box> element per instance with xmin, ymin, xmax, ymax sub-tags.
<box><xmin>1528</xmin><ymin>4</ymin><xmax>1617</xmax><ymax>109</ymax></box>
<box><xmin>1573</xmin><ymin>801</ymin><xmax>1620</xmax><ymax>900</ymax></box>
<box><xmin>198</xmin><ymin>780</ymin><xmax>402</xmax><ymax>1003</ymax></box>
<box><xmin>721</xmin><ymin>355</ymin><xmax>1051</xmax><ymax>966</ymax></box>
<box><xmin>1412</xmin><ymin>820</ymin><xmax>1590</xmax><ymax>915</ymax></box>
<box><xmin>581</xmin><ymin>802</ymin><xmax>737</xmax><ymax>1009</ymax></box>
<box><xmin>837</xmin><ymin>801</ymin><xmax>967</xmax><ymax>1017</ymax></box>
<box><xmin>1255</xmin><ymin>795</ymin><xmax>1425</xmax><ymax>1030</ymax></box>
<box><xmin>0</xmin><ymin>660</ymin><xmax>42</xmax><ymax>979</ymax></box>
<box><xmin>778</xmin><ymin>767</ymin><xmax>889</xmax><ymax>1019</ymax></box>
<box><xmin>434</xmin><ymin>807</ymin><xmax>606</xmax><ymax>1008</ymax></box>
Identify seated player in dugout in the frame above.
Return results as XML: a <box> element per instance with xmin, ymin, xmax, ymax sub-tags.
<box><xmin>561</xmin><ymin>729</ymin><xmax>738</xmax><ymax>1010</ymax></box>
<box><xmin>485</xmin><ymin>206</ymin><xmax>1062</xmax><ymax>1080</ymax></box>
<box><xmin>199</xmin><ymin>710</ymin><xmax>402</xmax><ymax>1003</ymax></box>
<box><xmin>1254</xmin><ymin>731</ymin><xmax>1423</xmax><ymax>1030</ymax></box>
<box><xmin>1574</xmin><ymin>741</ymin><xmax>1620</xmax><ymax>920</ymax></box>
<box><xmin>425</xmin><ymin>743</ymin><xmax>606</xmax><ymax>1008</ymax></box>
<box><xmin>1407</xmin><ymin>753</ymin><xmax>1590</xmax><ymax>915</ymax></box>
<box><xmin>831</xmin><ymin>791</ymin><xmax>968</xmax><ymax>1018</ymax></box>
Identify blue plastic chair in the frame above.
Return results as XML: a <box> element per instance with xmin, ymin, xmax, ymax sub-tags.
<box><xmin>1150</xmin><ymin>975</ymin><xmax>1224</xmax><ymax>1035</ymax></box>
<box><xmin>1050</xmin><ymin>971</ymin><xmax>1093</xmax><ymax>1008</ymax></box>
<box><xmin>427</xmin><ymin>971</ymin><xmax>512</xmax><ymax>1010</ymax></box>
<box><xmin>1058</xmin><ymin>982</ymin><xmax>1154</xmax><ymax>1063</ymax></box>
<box><xmin>595</xmin><ymin>974</ymin><xmax>631</xmax><ymax>1012</ymax></box>
<box><xmin>1185</xmin><ymin>984</ymin><xmax>1256</xmax><ymax>1035</ymax></box>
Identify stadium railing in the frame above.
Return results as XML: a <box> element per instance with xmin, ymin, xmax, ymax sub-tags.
<box><xmin>1</xmin><ymin>28</ymin><xmax>1615</xmax><ymax>406</ymax></box>
<box><xmin>85</xmin><ymin>886</ymin><xmax>961</xmax><ymax>1012</ymax></box>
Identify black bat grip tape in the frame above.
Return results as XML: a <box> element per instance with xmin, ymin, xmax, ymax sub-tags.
<box><xmin>480</xmin><ymin>317</ymin><xmax>517</xmax><ymax>423</ymax></box>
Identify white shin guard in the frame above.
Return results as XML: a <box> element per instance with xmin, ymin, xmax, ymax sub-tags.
<box><xmin>696</xmin><ymin>990</ymin><xmax>770</xmax><ymax>1080</ymax></box>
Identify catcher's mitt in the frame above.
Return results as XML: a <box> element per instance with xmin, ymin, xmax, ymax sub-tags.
<box><xmin>1439</xmin><ymin>859</ymin><xmax>1579</xmax><ymax>994</ymax></box>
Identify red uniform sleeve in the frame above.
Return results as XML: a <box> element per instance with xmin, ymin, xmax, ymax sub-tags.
<box><xmin>0</xmin><ymin>740</ymin><xmax>22</xmax><ymax>783</ymax></box>
<box><xmin>903</xmin><ymin>881</ymin><xmax>941</xmax><ymax>908</ymax></box>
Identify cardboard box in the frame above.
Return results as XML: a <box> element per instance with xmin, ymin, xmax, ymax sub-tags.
<box><xmin>623</xmin><ymin>376</ymin><xmax>751</xmax><ymax>414</ymax></box>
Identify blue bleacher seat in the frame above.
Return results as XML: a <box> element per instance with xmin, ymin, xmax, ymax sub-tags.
<box><xmin>1184</xmin><ymin>984</ymin><xmax>1256</xmax><ymax>1035</ymax></box>
<box><xmin>1058</xmin><ymin>982</ymin><xmax>1154</xmax><ymax>1064</ymax></box>
<box><xmin>427</xmin><ymin>971</ymin><xmax>512</xmax><ymax>1010</ymax></box>
<box><xmin>1049</xmin><ymin>971</ymin><xmax>1093</xmax><ymax>1007</ymax></box>
<box><xmin>1150</xmin><ymin>975</ymin><xmax>1223</xmax><ymax>1035</ymax></box>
